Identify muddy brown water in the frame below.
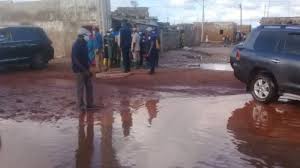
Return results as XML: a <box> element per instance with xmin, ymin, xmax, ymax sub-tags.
<box><xmin>199</xmin><ymin>63</ymin><xmax>233</xmax><ymax>71</ymax></box>
<box><xmin>1</xmin><ymin>93</ymin><xmax>300</xmax><ymax>168</ymax></box>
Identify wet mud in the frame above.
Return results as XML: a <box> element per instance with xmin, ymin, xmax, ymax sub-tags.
<box><xmin>159</xmin><ymin>46</ymin><xmax>231</xmax><ymax>69</ymax></box>
<box><xmin>1</xmin><ymin>63</ymin><xmax>300</xmax><ymax>168</ymax></box>
<box><xmin>0</xmin><ymin>63</ymin><xmax>244</xmax><ymax>121</ymax></box>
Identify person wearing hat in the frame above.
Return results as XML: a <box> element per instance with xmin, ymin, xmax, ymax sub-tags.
<box><xmin>71</xmin><ymin>28</ymin><xmax>98</xmax><ymax>112</ymax></box>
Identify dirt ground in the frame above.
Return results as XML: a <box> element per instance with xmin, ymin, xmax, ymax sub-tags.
<box><xmin>160</xmin><ymin>45</ymin><xmax>232</xmax><ymax>68</ymax></box>
<box><xmin>2</xmin><ymin>47</ymin><xmax>300</xmax><ymax>168</ymax></box>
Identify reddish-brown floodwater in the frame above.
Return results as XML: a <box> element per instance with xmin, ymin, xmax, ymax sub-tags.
<box><xmin>1</xmin><ymin>93</ymin><xmax>300</xmax><ymax>168</ymax></box>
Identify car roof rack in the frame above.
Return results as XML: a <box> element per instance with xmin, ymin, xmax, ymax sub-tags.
<box><xmin>260</xmin><ymin>24</ymin><xmax>300</xmax><ymax>30</ymax></box>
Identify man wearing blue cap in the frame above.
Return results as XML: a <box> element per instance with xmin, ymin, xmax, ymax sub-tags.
<box><xmin>71</xmin><ymin>28</ymin><xmax>98</xmax><ymax>112</ymax></box>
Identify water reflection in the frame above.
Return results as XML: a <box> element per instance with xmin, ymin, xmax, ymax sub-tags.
<box><xmin>146</xmin><ymin>99</ymin><xmax>159</xmax><ymax>126</ymax></box>
<box><xmin>76</xmin><ymin>113</ymin><xmax>94</xmax><ymax>168</ymax></box>
<box><xmin>76</xmin><ymin>112</ymin><xmax>120</xmax><ymax>168</ymax></box>
<box><xmin>75</xmin><ymin>96</ymin><xmax>161</xmax><ymax>167</ymax></box>
<box><xmin>228</xmin><ymin>101</ymin><xmax>300</xmax><ymax>168</ymax></box>
<box><xmin>120</xmin><ymin>98</ymin><xmax>132</xmax><ymax>137</ymax></box>
<box><xmin>100</xmin><ymin>109</ymin><xmax>119</xmax><ymax>167</ymax></box>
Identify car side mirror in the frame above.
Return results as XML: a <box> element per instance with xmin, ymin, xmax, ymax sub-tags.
<box><xmin>236</xmin><ymin>44</ymin><xmax>245</xmax><ymax>50</ymax></box>
<box><xmin>0</xmin><ymin>37</ymin><xmax>8</xmax><ymax>42</ymax></box>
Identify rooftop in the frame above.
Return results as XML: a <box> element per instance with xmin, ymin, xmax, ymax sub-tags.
<box><xmin>0</xmin><ymin>25</ymin><xmax>39</xmax><ymax>29</ymax></box>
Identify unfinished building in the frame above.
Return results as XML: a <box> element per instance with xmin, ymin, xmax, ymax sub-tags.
<box><xmin>261</xmin><ymin>17</ymin><xmax>300</xmax><ymax>25</ymax></box>
<box><xmin>111</xmin><ymin>7</ymin><xmax>158</xmax><ymax>30</ymax></box>
<box><xmin>0</xmin><ymin>0</ymin><xmax>111</xmax><ymax>58</ymax></box>
<box><xmin>237</xmin><ymin>25</ymin><xmax>252</xmax><ymax>34</ymax></box>
<box><xmin>193</xmin><ymin>22</ymin><xmax>238</xmax><ymax>43</ymax></box>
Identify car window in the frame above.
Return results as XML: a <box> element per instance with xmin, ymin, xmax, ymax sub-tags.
<box><xmin>36</xmin><ymin>28</ymin><xmax>50</xmax><ymax>42</ymax></box>
<box><xmin>254</xmin><ymin>31</ymin><xmax>281</xmax><ymax>52</ymax></box>
<box><xmin>12</xmin><ymin>28</ymin><xmax>42</xmax><ymax>41</ymax></box>
<box><xmin>243</xmin><ymin>30</ymin><xmax>254</xmax><ymax>46</ymax></box>
<box><xmin>0</xmin><ymin>29</ymin><xmax>11</xmax><ymax>42</ymax></box>
<box><xmin>283</xmin><ymin>33</ymin><xmax>300</xmax><ymax>56</ymax></box>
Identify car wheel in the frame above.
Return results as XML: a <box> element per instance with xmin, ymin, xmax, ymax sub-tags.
<box><xmin>31</xmin><ymin>53</ymin><xmax>48</xmax><ymax>69</ymax></box>
<box><xmin>250</xmin><ymin>74</ymin><xmax>278</xmax><ymax>103</ymax></box>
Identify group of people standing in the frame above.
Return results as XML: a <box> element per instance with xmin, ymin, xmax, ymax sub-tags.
<box><xmin>118</xmin><ymin>20</ymin><xmax>160</xmax><ymax>74</ymax></box>
<box><xmin>71</xmin><ymin>20</ymin><xmax>160</xmax><ymax>112</ymax></box>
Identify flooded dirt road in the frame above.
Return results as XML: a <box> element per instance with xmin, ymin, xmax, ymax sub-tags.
<box><xmin>1</xmin><ymin>63</ymin><xmax>300</xmax><ymax>168</ymax></box>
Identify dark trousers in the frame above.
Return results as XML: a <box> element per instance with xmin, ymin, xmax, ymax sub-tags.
<box><xmin>76</xmin><ymin>72</ymin><xmax>93</xmax><ymax>108</ymax></box>
<box><xmin>149</xmin><ymin>50</ymin><xmax>158</xmax><ymax>73</ymax></box>
<box><xmin>155</xmin><ymin>51</ymin><xmax>159</xmax><ymax>67</ymax></box>
<box><xmin>139</xmin><ymin>51</ymin><xmax>144</xmax><ymax>66</ymax></box>
<box><xmin>122</xmin><ymin>48</ymin><xmax>131</xmax><ymax>72</ymax></box>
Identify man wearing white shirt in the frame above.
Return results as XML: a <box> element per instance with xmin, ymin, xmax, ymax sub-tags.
<box><xmin>131</xmin><ymin>26</ymin><xmax>141</xmax><ymax>69</ymax></box>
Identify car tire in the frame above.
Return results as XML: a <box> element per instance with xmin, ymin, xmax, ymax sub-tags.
<box><xmin>31</xmin><ymin>53</ymin><xmax>48</xmax><ymax>69</ymax></box>
<box><xmin>250</xmin><ymin>74</ymin><xmax>278</xmax><ymax>103</ymax></box>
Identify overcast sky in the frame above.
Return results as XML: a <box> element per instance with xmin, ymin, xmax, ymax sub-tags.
<box><xmin>3</xmin><ymin>0</ymin><xmax>300</xmax><ymax>27</ymax></box>
<box><xmin>111</xmin><ymin>0</ymin><xmax>300</xmax><ymax>27</ymax></box>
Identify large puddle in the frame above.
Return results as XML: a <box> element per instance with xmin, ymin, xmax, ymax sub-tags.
<box><xmin>199</xmin><ymin>63</ymin><xmax>233</xmax><ymax>71</ymax></box>
<box><xmin>1</xmin><ymin>94</ymin><xmax>300</xmax><ymax>168</ymax></box>
<box><xmin>187</xmin><ymin>63</ymin><xmax>233</xmax><ymax>71</ymax></box>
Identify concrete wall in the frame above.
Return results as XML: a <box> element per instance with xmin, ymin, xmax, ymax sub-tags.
<box><xmin>177</xmin><ymin>24</ymin><xmax>200</xmax><ymax>47</ymax></box>
<box><xmin>160</xmin><ymin>22</ymin><xmax>239</xmax><ymax>51</ymax></box>
<box><xmin>0</xmin><ymin>0</ymin><xmax>111</xmax><ymax>58</ymax></box>
<box><xmin>161</xmin><ymin>30</ymin><xmax>180</xmax><ymax>51</ymax></box>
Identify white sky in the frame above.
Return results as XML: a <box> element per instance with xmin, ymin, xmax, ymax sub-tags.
<box><xmin>2</xmin><ymin>0</ymin><xmax>300</xmax><ymax>27</ymax></box>
<box><xmin>111</xmin><ymin>0</ymin><xmax>300</xmax><ymax>27</ymax></box>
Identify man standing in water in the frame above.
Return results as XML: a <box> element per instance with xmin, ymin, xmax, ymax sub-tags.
<box><xmin>71</xmin><ymin>28</ymin><xmax>97</xmax><ymax>112</ymax></box>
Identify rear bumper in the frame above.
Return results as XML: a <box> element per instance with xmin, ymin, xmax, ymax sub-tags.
<box><xmin>232</xmin><ymin>62</ymin><xmax>248</xmax><ymax>84</ymax></box>
<box><xmin>46</xmin><ymin>46</ymin><xmax>54</xmax><ymax>60</ymax></box>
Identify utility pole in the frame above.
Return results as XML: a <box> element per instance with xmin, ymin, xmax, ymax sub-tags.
<box><xmin>239</xmin><ymin>3</ymin><xmax>242</xmax><ymax>29</ymax></box>
<box><xmin>201</xmin><ymin>0</ymin><xmax>205</xmax><ymax>43</ymax></box>
<box><xmin>98</xmin><ymin>0</ymin><xmax>111</xmax><ymax>33</ymax></box>
<box><xmin>264</xmin><ymin>4</ymin><xmax>267</xmax><ymax>17</ymax></box>
<box><xmin>288</xmin><ymin>1</ymin><xmax>290</xmax><ymax>17</ymax></box>
<box><xmin>267</xmin><ymin>0</ymin><xmax>271</xmax><ymax>17</ymax></box>
<box><xmin>74</xmin><ymin>0</ymin><xmax>78</xmax><ymax>20</ymax></box>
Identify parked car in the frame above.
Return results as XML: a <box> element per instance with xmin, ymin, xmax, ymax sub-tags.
<box><xmin>0</xmin><ymin>26</ymin><xmax>54</xmax><ymax>69</ymax></box>
<box><xmin>230</xmin><ymin>25</ymin><xmax>300</xmax><ymax>103</ymax></box>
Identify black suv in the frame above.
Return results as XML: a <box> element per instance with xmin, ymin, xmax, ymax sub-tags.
<box><xmin>0</xmin><ymin>26</ymin><xmax>54</xmax><ymax>69</ymax></box>
<box><xmin>231</xmin><ymin>25</ymin><xmax>300</xmax><ymax>103</ymax></box>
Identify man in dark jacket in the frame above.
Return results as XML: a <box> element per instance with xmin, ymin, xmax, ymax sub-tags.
<box><xmin>119</xmin><ymin>20</ymin><xmax>132</xmax><ymax>73</ymax></box>
<box><xmin>147</xmin><ymin>30</ymin><xmax>159</xmax><ymax>75</ymax></box>
<box><xmin>72</xmin><ymin>29</ymin><xmax>95</xmax><ymax>112</ymax></box>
